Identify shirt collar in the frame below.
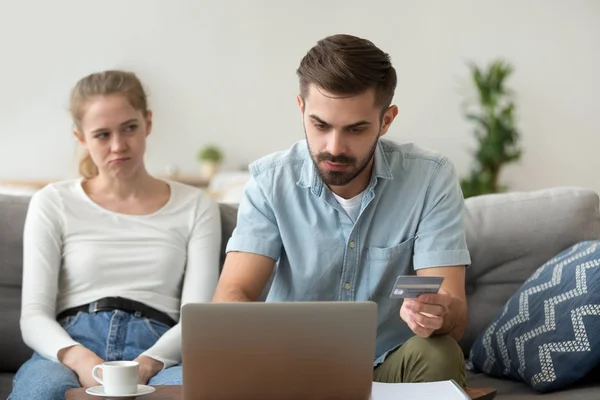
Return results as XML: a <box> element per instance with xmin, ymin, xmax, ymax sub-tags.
<box><xmin>297</xmin><ymin>139</ymin><xmax>393</xmax><ymax>195</ymax></box>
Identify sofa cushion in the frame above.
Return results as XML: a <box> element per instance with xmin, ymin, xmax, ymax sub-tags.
<box><xmin>0</xmin><ymin>194</ymin><xmax>30</xmax><ymax>287</ymax></box>
<box><xmin>469</xmin><ymin>240</ymin><xmax>600</xmax><ymax>392</ymax></box>
<box><xmin>0</xmin><ymin>194</ymin><xmax>33</xmax><ymax>372</ymax></box>
<box><xmin>0</xmin><ymin>286</ymin><xmax>32</xmax><ymax>372</ymax></box>
<box><xmin>218</xmin><ymin>203</ymin><xmax>238</xmax><ymax>269</ymax></box>
<box><xmin>460</xmin><ymin>187</ymin><xmax>600</xmax><ymax>355</ymax></box>
<box><xmin>0</xmin><ymin>373</ymin><xmax>16</xmax><ymax>400</ymax></box>
<box><xmin>466</xmin><ymin>369</ymin><xmax>600</xmax><ymax>399</ymax></box>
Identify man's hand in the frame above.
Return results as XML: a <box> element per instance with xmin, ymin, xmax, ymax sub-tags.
<box><xmin>212</xmin><ymin>252</ymin><xmax>275</xmax><ymax>302</ymax></box>
<box><xmin>134</xmin><ymin>355</ymin><xmax>164</xmax><ymax>384</ymax></box>
<box><xmin>400</xmin><ymin>288</ymin><xmax>453</xmax><ymax>338</ymax></box>
<box><xmin>58</xmin><ymin>345</ymin><xmax>105</xmax><ymax>388</ymax></box>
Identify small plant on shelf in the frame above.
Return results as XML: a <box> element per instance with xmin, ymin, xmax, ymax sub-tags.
<box><xmin>196</xmin><ymin>145</ymin><xmax>223</xmax><ymax>181</ymax></box>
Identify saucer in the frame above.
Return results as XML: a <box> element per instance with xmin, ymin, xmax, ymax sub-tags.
<box><xmin>85</xmin><ymin>384</ymin><xmax>156</xmax><ymax>398</ymax></box>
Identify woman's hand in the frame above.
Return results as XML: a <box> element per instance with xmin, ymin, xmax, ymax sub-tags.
<box><xmin>58</xmin><ymin>345</ymin><xmax>105</xmax><ymax>388</ymax></box>
<box><xmin>134</xmin><ymin>355</ymin><xmax>164</xmax><ymax>384</ymax></box>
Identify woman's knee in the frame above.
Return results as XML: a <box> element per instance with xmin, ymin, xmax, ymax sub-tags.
<box><xmin>10</xmin><ymin>354</ymin><xmax>80</xmax><ymax>400</ymax></box>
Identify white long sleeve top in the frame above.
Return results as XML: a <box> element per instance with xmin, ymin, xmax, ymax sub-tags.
<box><xmin>19</xmin><ymin>178</ymin><xmax>221</xmax><ymax>368</ymax></box>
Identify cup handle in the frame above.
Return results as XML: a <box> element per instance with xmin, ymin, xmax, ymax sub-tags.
<box><xmin>91</xmin><ymin>365</ymin><xmax>104</xmax><ymax>385</ymax></box>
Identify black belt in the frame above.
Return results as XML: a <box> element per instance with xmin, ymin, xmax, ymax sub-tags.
<box><xmin>57</xmin><ymin>297</ymin><xmax>176</xmax><ymax>327</ymax></box>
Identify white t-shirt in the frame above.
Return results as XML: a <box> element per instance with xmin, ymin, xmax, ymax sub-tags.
<box><xmin>332</xmin><ymin>191</ymin><xmax>365</xmax><ymax>222</ymax></box>
<box><xmin>20</xmin><ymin>179</ymin><xmax>222</xmax><ymax>368</ymax></box>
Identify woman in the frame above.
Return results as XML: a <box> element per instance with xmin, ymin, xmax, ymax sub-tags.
<box><xmin>9</xmin><ymin>70</ymin><xmax>221</xmax><ymax>399</ymax></box>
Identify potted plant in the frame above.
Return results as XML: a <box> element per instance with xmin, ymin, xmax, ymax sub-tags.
<box><xmin>197</xmin><ymin>145</ymin><xmax>223</xmax><ymax>181</ymax></box>
<box><xmin>460</xmin><ymin>59</ymin><xmax>523</xmax><ymax>198</ymax></box>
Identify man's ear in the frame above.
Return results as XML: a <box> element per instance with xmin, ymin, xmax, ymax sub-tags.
<box><xmin>296</xmin><ymin>94</ymin><xmax>305</xmax><ymax>114</ymax></box>
<box><xmin>379</xmin><ymin>105</ymin><xmax>399</xmax><ymax>137</ymax></box>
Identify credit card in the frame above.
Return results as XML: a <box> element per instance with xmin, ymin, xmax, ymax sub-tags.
<box><xmin>390</xmin><ymin>275</ymin><xmax>444</xmax><ymax>299</ymax></box>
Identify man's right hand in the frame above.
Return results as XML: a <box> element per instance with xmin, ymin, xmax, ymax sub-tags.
<box><xmin>58</xmin><ymin>345</ymin><xmax>105</xmax><ymax>388</ymax></box>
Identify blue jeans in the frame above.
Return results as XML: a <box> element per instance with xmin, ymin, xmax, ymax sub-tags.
<box><xmin>9</xmin><ymin>308</ymin><xmax>182</xmax><ymax>400</ymax></box>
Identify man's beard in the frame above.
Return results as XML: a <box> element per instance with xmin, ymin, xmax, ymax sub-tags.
<box><xmin>306</xmin><ymin>131</ymin><xmax>379</xmax><ymax>187</ymax></box>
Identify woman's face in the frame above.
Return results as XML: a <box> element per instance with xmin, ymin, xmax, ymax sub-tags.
<box><xmin>76</xmin><ymin>94</ymin><xmax>152</xmax><ymax>179</ymax></box>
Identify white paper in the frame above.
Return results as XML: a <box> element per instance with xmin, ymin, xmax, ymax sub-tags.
<box><xmin>371</xmin><ymin>380</ymin><xmax>470</xmax><ymax>400</ymax></box>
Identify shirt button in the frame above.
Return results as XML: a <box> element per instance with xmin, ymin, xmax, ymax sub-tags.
<box><xmin>344</xmin><ymin>282</ymin><xmax>351</xmax><ymax>290</ymax></box>
<box><xmin>349</xmin><ymin>241</ymin><xmax>355</xmax><ymax>249</ymax></box>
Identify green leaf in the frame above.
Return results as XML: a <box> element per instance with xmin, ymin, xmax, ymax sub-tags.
<box><xmin>459</xmin><ymin>58</ymin><xmax>523</xmax><ymax>198</ymax></box>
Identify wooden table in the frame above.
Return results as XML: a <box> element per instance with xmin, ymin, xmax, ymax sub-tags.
<box><xmin>466</xmin><ymin>387</ymin><xmax>498</xmax><ymax>400</ymax></box>
<box><xmin>66</xmin><ymin>385</ymin><xmax>497</xmax><ymax>399</ymax></box>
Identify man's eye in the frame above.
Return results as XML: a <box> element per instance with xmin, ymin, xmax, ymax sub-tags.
<box><xmin>125</xmin><ymin>124</ymin><xmax>138</xmax><ymax>131</ymax></box>
<box><xmin>95</xmin><ymin>132</ymin><xmax>109</xmax><ymax>139</ymax></box>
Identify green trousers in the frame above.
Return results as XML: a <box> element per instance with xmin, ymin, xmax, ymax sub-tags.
<box><xmin>373</xmin><ymin>335</ymin><xmax>466</xmax><ymax>386</ymax></box>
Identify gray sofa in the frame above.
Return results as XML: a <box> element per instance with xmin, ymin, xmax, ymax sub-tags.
<box><xmin>2</xmin><ymin>186</ymin><xmax>600</xmax><ymax>399</ymax></box>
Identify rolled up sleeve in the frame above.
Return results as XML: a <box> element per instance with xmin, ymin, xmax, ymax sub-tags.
<box><xmin>413</xmin><ymin>158</ymin><xmax>472</xmax><ymax>270</ymax></box>
<box><xmin>225</xmin><ymin>173</ymin><xmax>282</xmax><ymax>262</ymax></box>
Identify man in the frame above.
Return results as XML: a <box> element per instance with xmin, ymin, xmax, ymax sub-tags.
<box><xmin>213</xmin><ymin>33</ymin><xmax>471</xmax><ymax>385</ymax></box>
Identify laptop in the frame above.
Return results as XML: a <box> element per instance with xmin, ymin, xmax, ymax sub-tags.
<box><xmin>181</xmin><ymin>301</ymin><xmax>378</xmax><ymax>400</ymax></box>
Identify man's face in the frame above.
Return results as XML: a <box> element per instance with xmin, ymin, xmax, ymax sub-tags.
<box><xmin>298</xmin><ymin>84</ymin><xmax>396</xmax><ymax>187</ymax></box>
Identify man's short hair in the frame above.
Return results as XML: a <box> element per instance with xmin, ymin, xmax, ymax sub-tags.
<box><xmin>296</xmin><ymin>34</ymin><xmax>397</xmax><ymax>111</ymax></box>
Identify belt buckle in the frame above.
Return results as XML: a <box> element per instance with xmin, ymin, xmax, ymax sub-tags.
<box><xmin>92</xmin><ymin>301</ymin><xmax>102</xmax><ymax>313</ymax></box>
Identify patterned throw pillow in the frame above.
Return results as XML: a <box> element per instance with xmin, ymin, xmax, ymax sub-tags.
<box><xmin>469</xmin><ymin>240</ymin><xmax>600</xmax><ymax>392</ymax></box>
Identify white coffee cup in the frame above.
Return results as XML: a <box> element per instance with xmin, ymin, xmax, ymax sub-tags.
<box><xmin>92</xmin><ymin>360</ymin><xmax>139</xmax><ymax>395</ymax></box>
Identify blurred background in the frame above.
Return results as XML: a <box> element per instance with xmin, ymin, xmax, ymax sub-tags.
<box><xmin>0</xmin><ymin>0</ymin><xmax>598</xmax><ymax>201</ymax></box>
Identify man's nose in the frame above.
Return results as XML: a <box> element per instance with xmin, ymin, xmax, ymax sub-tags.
<box><xmin>326</xmin><ymin>130</ymin><xmax>345</xmax><ymax>157</ymax></box>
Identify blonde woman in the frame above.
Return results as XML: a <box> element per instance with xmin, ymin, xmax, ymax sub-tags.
<box><xmin>9</xmin><ymin>70</ymin><xmax>221</xmax><ymax>399</ymax></box>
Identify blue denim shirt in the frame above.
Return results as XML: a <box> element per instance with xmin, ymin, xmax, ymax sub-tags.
<box><xmin>226</xmin><ymin>139</ymin><xmax>471</xmax><ymax>365</ymax></box>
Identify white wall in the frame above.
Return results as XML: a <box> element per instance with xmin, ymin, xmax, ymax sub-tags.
<box><xmin>1</xmin><ymin>0</ymin><xmax>599</xmax><ymax>194</ymax></box>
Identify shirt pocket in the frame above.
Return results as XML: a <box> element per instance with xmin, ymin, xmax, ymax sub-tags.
<box><xmin>367</xmin><ymin>237</ymin><xmax>415</xmax><ymax>299</ymax></box>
